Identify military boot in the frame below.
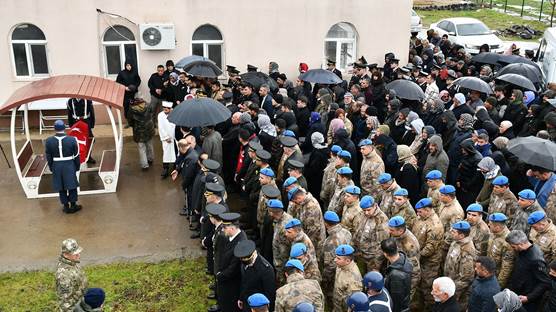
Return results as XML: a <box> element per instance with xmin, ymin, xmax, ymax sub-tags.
<box><xmin>69</xmin><ymin>203</ymin><xmax>82</xmax><ymax>213</ymax></box>
<box><xmin>62</xmin><ymin>203</ymin><xmax>71</xmax><ymax>214</ymax></box>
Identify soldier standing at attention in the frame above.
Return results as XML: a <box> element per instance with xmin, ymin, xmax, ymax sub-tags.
<box><xmin>466</xmin><ymin>204</ymin><xmax>490</xmax><ymax>256</ymax></box>
<box><xmin>486</xmin><ymin>213</ymin><xmax>515</xmax><ymax>288</ymax></box>
<box><xmin>56</xmin><ymin>238</ymin><xmax>88</xmax><ymax>312</ymax></box>
<box><xmin>332</xmin><ymin>244</ymin><xmax>362</xmax><ymax>312</ymax></box>
<box><xmin>275</xmin><ymin>259</ymin><xmax>325</xmax><ymax>312</ymax></box>
<box><xmin>45</xmin><ymin>120</ymin><xmax>82</xmax><ymax>214</ymax></box>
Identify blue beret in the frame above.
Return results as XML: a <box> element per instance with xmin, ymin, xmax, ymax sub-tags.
<box><xmin>285</xmin><ymin>218</ymin><xmax>302</xmax><ymax>229</ymax></box>
<box><xmin>466</xmin><ymin>203</ymin><xmax>484</xmax><ymax>213</ymax></box>
<box><xmin>335</xmin><ymin>244</ymin><xmax>355</xmax><ymax>256</ymax></box>
<box><xmin>360</xmin><ymin>195</ymin><xmax>375</xmax><ymax>209</ymax></box>
<box><xmin>260</xmin><ymin>167</ymin><xmax>275</xmax><ymax>178</ymax></box>
<box><xmin>324</xmin><ymin>211</ymin><xmax>340</xmax><ymax>223</ymax></box>
<box><xmin>285</xmin><ymin>259</ymin><xmax>304</xmax><ymax>271</ymax></box>
<box><xmin>345</xmin><ymin>185</ymin><xmax>361</xmax><ymax>195</ymax></box>
<box><xmin>266</xmin><ymin>199</ymin><xmax>284</xmax><ymax>209</ymax></box>
<box><xmin>283</xmin><ymin>130</ymin><xmax>296</xmax><ymax>138</ymax></box>
<box><xmin>331</xmin><ymin>145</ymin><xmax>342</xmax><ymax>154</ymax></box>
<box><xmin>488</xmin><ymin>212</ymin><xmax>508</xmax><ymax>222</ymax></box>
<box><xmin>528</xmin><ymin>211</ymin><xmax>546</xmax><ymax>225</ymax></box>
<box><xmin>425</xmin><ymin>170</ymin><xmax>443</xmax><ymax>180</ymax></box>
<box><xmin>337</xmin><ymin>166</ymin><xmax>353</xmax><ymax>175</ymax></box>
<box><xmin>338</xmin><ymin>150</ymin><xmax>352</xmax><ymax>159</ymax></box>
<box><xmin>54</xmin><ymin>120</ymin><xmax>65</xmax><ymax>131</ymax></box>
<box><xmin>283</xmin><ymin>177</ymin><xmax>298</xmax><ymax>188</ymax></box>
<box><xmin>393</xmin><ymin>188</ymin><xmax>408</xmax><ymax>197</ymax></box>
<box><xmin>290</xmin><ymin>243</ymin><xmax>307</xmax><ymax>257</ymax></box>
<box><xmin>288</xmin><ymin>187</ymin><xmax>302</xmax><ymax>201</ymax></box>
<box><xmin>415</xmin><ymin>198</ymin><xmax>433</xmax><ymax>209</ymax></box>
<box><xmin>378</xmin><ymin>173</ymin><xmax>392</xmax><ymax>184</ymax></box>
<box><xmin>492</xmin><ymin>176</ymin><xmax>509</xmax><ymax>186</ymax></box>
<box><xmin>518</xmin><ymin>189</ymin><xmax>536</xmax><ymax>200</ymax></box>
<box><xmin>439</xmin><ymin>185</ymin><xmax>456</xmax><ymax>194</ymax></box>
<box><xmin>248</xmin><ymin>293</ymin><xmax>270</xmax><ymax>308</ymax></box>
<box><xmin>388</xmin><ymin>216</ymin><xmax>406</xmax><ymax>227</ymax></box>
<box><xmin>358</xmin><ymin>139</ymin><xmax>373</xmax><ymax>147</ymax></box>
<box><xmin>452</xmin><ymin>220</ymin><xmax>471</xmax><ymax>231</ymax></box>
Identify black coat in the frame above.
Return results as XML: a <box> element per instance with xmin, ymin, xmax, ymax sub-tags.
<box><xmin>468</xmin><ymin>275</ymin><xmax>500</xmax><ymax>312</ymax></box>
<box><xmin>217</xmin><ymin>231</ymin><xmax>248</xmax><ymax>312</ymax></box>
<box><xmin>384</xmin><ymin>252</ymin><xmax>412</xmax><ymax>312</ymax></box>
<box><xmin>395</xmin><ymin>163</ymin><xmax>420</xmax><ymax>206</ymax></box>
<box><xmin>503</xmin><ymin>102</ymin><xmax>527</xmax><ymax>134</ymax></box>
<box><xmin>334</xmin><ymin>128</ymin><xmax>359</xmax><ymax>177</ymax></box>
<box><xmin>374</xmin><ymin>134</ymin><xmax>399</xmax><ymax>174</ymax></box>
<box><xmin>116</xmin><ymin>68</ymin><xmax>141</xmax><ymax>102</ymax></box>
<box><xmin>508</xmin><ymin>244</ymin><xmax>551</xmax><ymax>305</ymax></box>
<box><xmin>447</xmin><ymin>129</ymin><xmax>472</xmax><ymax>185</ymax></box>
<box><xmin>306</xmin><ymin>148</ymin><xmax>329</xmax><ymax>199</ymax></box>
<box><xmin>301</xmin><ymin>122</ymin><xmax>326</xmax><ymax>154</ymax></box>
<box><xmin>432</xmin><ymin>296</ymin><xmax>460</xmax><ymax>312</ymax></box>
<box><xmin>147</xmin><ymin>73</ymin><xmax>166</xmax><ymax>99</ymax></box>
<box><xmin>239</xmin><ymin>255</ymin><xmax>276</xmax><ymax>312</ymax></box>
<box><xmin>296</xmin><ymin>107</ymin><xmax>311</xmax><ymax>138</ymax></box>
<box><xmin>451</xmin><ymin>104</ymin><xmax>475</xmax><ymax>121</ymax></box>
<box><xmin>544</xmin><ymin>276</ymin><xmax>556</xmax><ymax>312</ymax></box>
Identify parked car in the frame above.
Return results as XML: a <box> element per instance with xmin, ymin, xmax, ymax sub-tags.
<box><xmin>411</xmin><ymin>9</ymin><xmax>423</xmax><ymax>33</ymax></box>
<box><xmin>430</xmin><ymin>17</ymin><xmax>503</xmax><ymax>54</ymax></box>
<box><xmin>537</xmin><ymin>27</ymin><xmax>556</xmax><ymax>84</ymax></box>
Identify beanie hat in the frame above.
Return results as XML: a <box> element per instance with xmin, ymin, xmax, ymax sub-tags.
<box><xmin>84</xmin><ymin>288</ymin><xmax>105</xmax><ymax>309</ymax></box>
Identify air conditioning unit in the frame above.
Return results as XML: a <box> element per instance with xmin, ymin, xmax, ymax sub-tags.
<box><xmin>139</xmin><ymin>24</ymin><xmax>176</xmax><ymax>50</ymax></box>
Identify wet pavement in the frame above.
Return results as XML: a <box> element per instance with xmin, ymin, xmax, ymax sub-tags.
<box><xmin>0</xmin><ymin>127</ymin><xmax>209</xmax><ymax>272</ymax></box>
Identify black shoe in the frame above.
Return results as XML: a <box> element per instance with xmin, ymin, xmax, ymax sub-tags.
<box><xmin>161</xmin><ymin>167</ymin><xmax>169</xmax><ymax>179</ymax></box>
<box><xmin>148</xmin><ymin>160</ymin><xmax>153</xmax><ymax>165</ymax></box>
<box><xmin>62</xmin><ymin>204</ymin><xmax>71</xmax><ymax>214</ymax></box>
<box><xmin>206</xmin><ymin>291</ymin><xmax>216</xmax><ymax>299</ymax></box>
<box><xmin>87</xmin><ymin>157</ymin><xmax>96</xmax><ymax>164</ymax></box>
<box><xmin>190</xmin><ymin>232</ymin><xmax>200</xmax><ymax>239</ymax></box>
<box><xmin>207</xmin><ymin>304</ymin><xmax>220</xmax><ymax>312</ymax></box>
<box><xmin>69</xmin><ymin>204</ymin><xmax>82</xmax><ymax>213</ymax></box>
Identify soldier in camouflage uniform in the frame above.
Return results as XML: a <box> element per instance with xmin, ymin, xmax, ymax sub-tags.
<box><xmin>425</xmin><ymin>170</ymin><xmax>445</xmax><ymax>213</ymax></box>
<box><xmin>275</xmin><ymin>259</ymin><xmax>325</xmax><ymax>312</ymax></box>
<box><xmin>290</xmin><ymin>242</ymin><xmax>321</xmax><ymax>283</ymax></box>
<box><xmin>256</xmin><ymin>170</ymin><xmax>279</xmax><ymax>234</ymax></box>
<box><xmin>487</xmin><ymin>213</ymin><xmax>515</xmax><ymax>288</ymax></box>
<box><xmin>411</xmin><ymin>198</ymin><xmax>445</xmax><ymax>310</ymax></box>
<box><xmin>353</xmin><ymin>195</ymin><xmax>389</xmax><ymax>272</ymax></box>
<box><xmin>267</xmin><ymin>199</ymin><xmax>293</xmax><ymax>286</ymax></box>
<box><xmin>321</xmin><ymin>211</ymin><xmax>352</xmax><ymax>309</ymax></box>
<box><xmin>437</xmin><ymin>185</ymin><xmax>465</xmax><ymax>268</ymax></box>
<box><xmin>333</xmin><ymin>244</ymin><xmax>362</xmax><ymax>312</ymax></box>
<box><xmin>376</xmin><ymin>173</ymin><xmax>401</xmax><ymax>218</ymax></box>
<box><xmin>284</xmin><ymin>218</ymin><xmax>317</xmax><ymax>262</ymax></box>
<box><xmin>444</xmin><ymin>221</ymin><xmax>477</xmax><ymax>311</ymax></box>
<box><xmin>340</xmin><ymin>185</ymin><xmax>363</xmax><ymax>236</ymax></box>
<box><xmin>358</xmin><ymin>139</ymin><xmax>385</xmax><ymax>198</ymax></box>
<box><xmin>288</xmin><ymin>187</ymin><xmax>326</xmax><ymax>262</ymax></box>
<box><xmin>512</xmin><ymin>189</ymin><xmax>543</xmax><ymax>235</ymax></box>
<box><xmin>390</xmin><ymin>188</ymin><xmax>417</xmax><ymax>229</ymax></box>
<box><xmin>328</xmin><ymin>166</ymin><xmax>355</xmax><ymax>217</ymax></box>
<box><xmin>56</xmin><ymin>238</ymin><xmax>88</xmax><ymax>312</ymax></box>
<box><xmin>545</xmin><ymin>184</ymin><xmax>556</xmax><ymax>221</ymax></box>
<box><xmin>489</xmin><ymin>176</ymin><xmax>519</xmax><ymax>225</ymax></box>
<box><xmin>465</xmin><ymin>204</ymin><xmax>490</xmax><ymax>256</ymax></box>
<box><xmin>529</xmin><ymin>210</ymin><xmax>556</xmax><ymax>265</ymax></box>
<box><xmin>320</xmin><ymin>145</ymin><xmax>342</xmax><ymax>209</ymax></box>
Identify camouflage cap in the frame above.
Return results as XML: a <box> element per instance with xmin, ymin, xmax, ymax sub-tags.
<box><xmin>61</xmin><ymin>238</ymin><xmax>83</xmax><ymax>255</ymax></box>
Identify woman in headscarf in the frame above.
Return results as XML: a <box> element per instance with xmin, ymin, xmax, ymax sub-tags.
<box><xmin>395</xmin><ymin>145</ymin><xmax>420</xmax><ymax>205</ymax></box>
<box><xmin>257</xmin><ymin>114</ymin><xmax>276</xmax><ymax>151</ymax></box>
<box><xmin>305</xmin><ymin>132</ymin><xmax>329</xmax><ymax>204</ymax></box>
<box><xmin>384</xmin><ymin>99</ymin><xmax>401</xmax><ymax>128</ymax></box>
<box><xmin>302</xmin><ymin>112</ymin><xmax>326</xmax><ymax>154</ymax></box>
<box><xmin>327</xmin><ymin>118</ymin><xmax>345</xmax><ymax>145</ymax></box>
<box><xmin>370</xmin><ymin>71</ymin><xmax>387</xmax><ymax>120</ymax></box>
<box><xmin>502</xmin><ymin>89</ymin><xmax>527</xmax><ymax>133</ymax></box>
<box><xmin>334</xmin><ymin>108</ymin><xmax>353</xmax><ymax>137</ymax></box>
<box><xmin>518</xmin><ymin>104</ymin><xmax>542</xmax><ymax>137</ymax></box>
<box><xmin>493</xmin><ymin>289</ymin><xmax>527</xmax><ymax>312</ymax></box>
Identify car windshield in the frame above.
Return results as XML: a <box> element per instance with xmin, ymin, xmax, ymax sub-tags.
<box><xmin>456</xmin><ymin>23</ymin><xmax>491</xmax><ymax>36</ymax></box>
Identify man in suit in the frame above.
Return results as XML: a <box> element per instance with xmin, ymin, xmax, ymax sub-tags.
<box><xmin>327</xmin><ymin>59</ymin><xmax>342</xmax><ymax>79</ymax></box>
<box><xmin>258</xmin><ymin>84</ymin><xmax>274</xmax><ymax>119</ymax></box>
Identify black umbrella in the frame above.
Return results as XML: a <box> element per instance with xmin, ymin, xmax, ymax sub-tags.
<box><xmin>495</xmin><ymin>73</ymin><xmax>537</xmax><ymax>91</ymax></box>
<box><xmin>298</xmin><ymin>69</ymin><xmax>343</xmax><ymax>85</ymax></box>
<box><xmin>471</xmin><ymin>52</ymin><xmax>502</xmax><ymax>65</ymax></box>
<box><xmin>453</xmin><ymin>76</ymin><xmax>493</xmax><ymax>94</ymax></box>
<box><xmin>175</xmin><ymin>55</ymin><xmax>213</xmax><ymax>69</ymax></box>
<box><xmin>240</xmin><ymin>72</ymin><xmax>279</xmax><ymax>92</ymax></box>
<box><xmin>385</xmin><ymin>79</ymin><xmax>425</xmax><ymax>101</ymax></box>
<box><xmin>182</xmin><ymin>60</ymin><xmax>222</xmax><ymax>78</ymax></box>
<box><xmin>495</xmin><ymin>63</ymin><xmax>542</xmax><ymax>85</ymax></box>
<box><xmin>497</xmin><ymin>54</ymin><xmax>541</xmax><ymax>72</ymax></box>
<box><xmin>168</xmin><ymin>98</ymin><xmax>231</xmax><ymax>127</ymax></box>
<box><xmin>507</xmin><ymin>136</ymin><xmax>556</xmax><ymax>171</ymax></box>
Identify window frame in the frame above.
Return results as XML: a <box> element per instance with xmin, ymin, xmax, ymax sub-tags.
<box><xmin>323</xmin><ymin>22</ymin><xmax>358</xmax><ymax>72</ymax></box>
<box><xmin>190</xmin><ymin>25</ymin><xmax>224</xmax><ymax>70</ymax></box>
<box><xmin>101</xmin><ymin>25</ymin><xmax>138</xmax><ymax>78</ymax></box>
<box><xmin>10</xmin><ymin>24</ymin><xmax>50</xmax><ymax>80</ymax></box>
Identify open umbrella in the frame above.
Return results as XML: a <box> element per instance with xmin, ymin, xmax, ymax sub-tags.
<box><xmin>175</xmin><ymin>55</ymin><xmax>213</xmax><ymax>69</ymax></box>
<box><xmin>168</xmin><ymin>98</ymin><xmax>231</xmax><ymax>127</ymax></box>
<box><xmin>497</xmin><ymin>54</ymin><xmax>541</xmax><ymax>72</ymax></box>
<box><xmin>453</xmin><ymin>76</ymin><xmax>493</xmax><ymax>94</ymax></box>
<box><xmin>507</xmin><ymin>136</ymin><xmax>556</xmax><ymax>171</ymax></box>
<box><xmin>182</xmin><ymin>60</ymin><xmax>222</xmax><ymax>78</ymax></box>
<box><xmin>385</xmin><ymin>80</ymin><xmax>425</xmax><ymax>101</ymax></box>
<box><xmin>495</xmin><ymin>73</ymin><xmax>536</xmax><ymax>91</ymax></box>
<box><xmin>471</xmin><ymin>52</ymin><xmax>502</xmax><ymax>65</ymax></box>
<box><xmin>298</xmin><ymin>69</ymin><xmax>343</xmax><ymax>85</ymax></box>
<box><xmin>495</xmin><ymin>63</ymin><xmax>542</xmax><ymax>85</ymax></box>
<box><xmin>240</xmin><ymin>72</ymin><xmax>279</xmax><ymax>91</ymax></box>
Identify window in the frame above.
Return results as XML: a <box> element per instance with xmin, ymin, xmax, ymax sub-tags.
<box><xmin>191</xmin><ymin>24</ymin><xmax>224</xmax><ymax>69</ymax></box>
<box><xmin>438</xmin><ymin>21</ymin><xmax>449</xmax><ymax>31</ymax></box>
<box><xmin>11</xmin><ymin>23</ymin><xmax>49</xmax><ymax>78</ymax></box>
<box><xmin>446</xmin><ymin>22</ymin><xmax>456</xmax><ymax>34</ymax></box>
<box><xmin>324</xmin><ymin>22</ymin><xmax>357</xmax><ymax>71</ymax></box>
<box><xmin>102</xmin><ymin>25</ymin><xmax>138</xmax><ymax>76</ymax></box>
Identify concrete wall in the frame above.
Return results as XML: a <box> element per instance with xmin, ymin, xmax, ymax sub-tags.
<box><xmin>0</xmin><ymin>0</ymin><xmax>411</xmax><ymax>123</ymax></box>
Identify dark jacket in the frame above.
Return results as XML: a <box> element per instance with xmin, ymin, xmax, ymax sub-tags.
<box><xmin>545</xmin><ymin>276</ymin><xmax>556</xmax><ymax>312</ymax></box>
<box><xmin>305</xmin><ymin>147</ymin><xmax>329</xmax><ymax>202</ymax></box>
<box><xmin>503</xmin><ymin>100</ymin><xmax>527</xmax><ymax>134</ymax></box>
<box><xmin>396</xmin><ymin>163</ymin><xmax>420</xmax><ymax>206</ymax></box>
<box><xmin>217</xmin><ymin>231</ymin><xmax>248</xmax><ymax>312</ymax></box>
<box><xmin>384</xmin><ymin>252</ymin><xmax>412</xmax><ymax>312</ymax></box>
<box><xmin>239</xmin><ymin>254</ymin><xmax>276</xmax><ymax>312</ymax></box>
<box><xmin>451</xmin><ymin>104</ymin><xmax>475</xmax><ymax>121</ymax></box>
<box><xmin>456</xmin><ymin>139</ymin><xmax>483</xmax><ymax>207</ymax></box>
<box><xmin>508</xmin><ymin>244</ymin><xmax>552</xmax><ymax>306</ymax></box>
<box><xmin>128</xmin><ymin>101</ymin><xmax>154</xmax><ymax>143</ymax></box>
<box><xmin>447</xmin><ymin>128</ymin><xmax>473</xmax><ymax>184</ymax></box>
<box><xmin>45</xmin><ymin>134</ymin><xmax>80</xmax><ymax>192</ymax></box>
<box><xmin>374</xmin><ymin>134</ymin><xmax>399</xmax><ymax>174</ymax></box>
<box><xmin>432</xmin><ymin>296</ymin><xmax>460</xmax><ymax>312</ymax></box>
<box><xmin>468</xmin><ymin>275</ymin><xmax>500</xmax><ymax>312</ymax></box>
<box><xmin>147</xmin><ymin>72</ymin><xmax>166</xmax><ymax>99</ymax></box>
<box><xmin>334</xmin><ymin>128</ymin><xmax>359</xmax><ymax>181</ymax></box>
<box><xmin>175</xmin><ymin>148</ymin><xmax>199</xmax><ymax>191</ymax></box>
<box><xmin>116</xmin><ymin>65</ymin><xmax>141</xmax><ymax>101</ymax></box>
<box><xmin>295</xmin><ymin>106</ymin><xmax>311</xmax><ymax>138</ymax></box>
<box><xmin>301</xmin><ymin>121</ymin><xmax>326</xmax><ymax>154</ymax></box>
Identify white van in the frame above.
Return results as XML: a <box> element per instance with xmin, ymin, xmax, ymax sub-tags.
<box><xmin>537</xmin><ymin>27</ymin><xmax>556</xmax><ymax>84</ymax></box>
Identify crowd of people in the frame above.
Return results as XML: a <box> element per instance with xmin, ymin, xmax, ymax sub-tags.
<box><xmin>54</xmin><ymin>32</ymin><xmax>556</xmax><ymax>312</ymax></box>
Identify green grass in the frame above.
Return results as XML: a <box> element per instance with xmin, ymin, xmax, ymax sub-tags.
<box><xmin>416</xmin><ymin>8</ymin><xmax>549</xmax><ymax>41</ymax></box>
<box><xmin>0</xmin><ymin>258</ymin><xmax>212</xmax><ymax>312</ymax></box>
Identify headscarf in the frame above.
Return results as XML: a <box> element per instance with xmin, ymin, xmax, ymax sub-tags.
<box><xmin>454</xmin><ymin>93</ymin><xmax>466</xmax><ymax>106</ymax></box>
<box><xmin>309</xmin><ymin>112</ymin><xmax>321</xmax><ymax>126</ymax></box>
<box><xmin>492</xmin><ymin>136</ymin><xmax>509</xmax><ymax>150</ymax></box>
<box><xmin>459</xmin><ymin>113</ymin><xmax>474</xmax><ymax>130</ymax></box>
<box><xmin>257</xmin><ymin>114</ymin><xmax>276</xmax><ymax>137</ymax></box>
<box><xmin>329</xmin><ymin>118</ymin><xmax>345</xmax><ymax>137</ymax></box>
<box><xmin>410</xmin><ymin>118</ymin><xmax>424</xmax><ymax>134</ymax></box>
<box><xmin>269</xmin><ymin>61</ymin><xmax>279</xmax><ymax>73</ymax></box>
<box><xmin>493</xmin><ymin>289</ymin><xmax>523</xmax><ymax>312</ymax></box>
<box><xmin>311</xmin><ymin>132</ymin><xmax>327</xmax><ymax>149</ymax></box>
<box><xmin>523</xmin><ymin>91</ymin><xmax>535</xmax><ymax>107</ymax></box>
<box><xmin>397</xmin><ymin>145</ymin><xmax>416</xmax><ymax>164</ymax></box>
<box><xmin>240</xmin><ymin>112</ymin><xmax>252</xmax><ymax>124</ymax></box>
<box><xmin>477</xmin><ymin>156</ymin><xmax>500</xmax><ymax>179</ymax></box>
<box><xmin>366</xmin><ymin>116</ymin><xmax>379</xmax><ymax>131</ymax></box>
<box><xmin>170</xmin><ymin>72</ymin><xmax>179</xmax><ymax>86</ymax></box>
<box><xmin>512</xmin><ymin>89</ymin><xmax>524</xmax><ymax>104</ymax></box>
<box><xmin>431</xmin><ymin>98</ymin><xmax>446</xmax><ymax>113</ymax></box>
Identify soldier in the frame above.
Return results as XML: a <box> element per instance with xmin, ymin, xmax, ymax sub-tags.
<box><xmin>55</xmin><ymin>238</ymin><xmax>88</xmax><ymax>312</ymax></box>
<box><xmin>466</xmin><ymin>204</ymin><xmax>490</xmax><ymax>256</ymax></box>
<box><xmin>241</xmin><ymin>142</ymin><xmax>263</xmax><ymax>229</ymax></box>
<box><xmin>390</xmin><ymin>188</ymin><xmax>417</xmax><ymax>230</ymax></box>
<box><xmin>287</xmin><ymin>159</ymin><xmax>308</xmax><ymax>190</ymax></box>
<box><xmin>320</xmin><ymin>145</ymin><xmax>342</xmax><ymax>209</ymax></box>
<box><xmin>267</xmin><ymin>199</ymin><xmax>292</xmax><ymax>286</ymax></box>
<box><xmin>359</xmin><ymin>138</ymin><xmax>385</xmax><ymax>198</ymax></box>
<box><xmin>545</xmin><ymin>185</ymin><xmax>556</xmax><ymax>221</ymax></box>
<box><xmin>293</xmin><ymin>302</ymin><xmax>317</xmax><ymax>312</ymax></box>
<box><xmin>346</xmin><ymin>292</ymin><xmax>371</xmax><ymax>312</ymax></box>
<box><xmin>206</xmin><ymin>203</ymin><xmax>228</xmax><ymax>304</ymax></box>
<box><xmin>282</xmin><ymin>176</ymin><xmax>300</xmax><ymax>210</ymax></box>
<box><xmin>340</xmin><ymin>185</ymin><xmax>363</xmax><ymax>236</ymax></box>
<box><xmin>377</xmin><ymin>173</ymin><xmax>401</xmax><ymax>218</ymax></box>
<box><xmin>275</xmin><ymin>259</ymin><xmax>325</xmax><ymax>312</ymax></box>
<box><xmin>333</xmin><ymin>244</ymin><xmax>362</xmax><ymax>312</ymax></box>
<box><xmin>247</xmin><ymin>293</ymin><xmax>270</xmax><ymax>312</ymax></box>
<box><xmin>489</xmin><ymin>176</ymin><xmax>519</xmax><ymax>225</ymax></box>
<box><xmin>387</xmin><ymin>216</ymin><xmax>421</xmax><ymax>300</ymax></box>
<box><xmin>425</xmin><ymin>170</ymin><xmax>445</xmax><ymax>213</ymax></box>
<box><xmin>528</xmin><ymin>211</ymin><xmax>556</xmax><ymax>265</ymax></box>
<box><xmin>288</xmin><ymin>187</ymin><xmax>326</xmax><ymax>261</ymax></box>
<box><xmin>437</xmin><ymin>185</ymin><xmax>465</xmax><ymax>266</ymax></box>
<box><xmin>328</xmin><ymin>166</ymin><xmax>355</xmax><ymax>216</ymax></box>
<box><xmin>256</xmin><ymin>168</ymin><xmax>277</xmax><ymax>233</ymax></box>
<box><xmin>284</xmin><ymin>219</ymin><xmax>317</xmax><ymax>261</ymax></box>
<box><xmin>276</xmin><ymin>136</ymin><xmax>302</xmax><ymax>186</ymax></box>
<box><xmin>321</xmin><ymin>211</ymin><xmax>352</xmax><ymax>309</ymax></box>
<box><xmin>444</xmin><ymin>221</ymin><xmax>478</xmax><ymax>311</ymax></box>
<box><xmin>353</xmin><ymin>195</ymin><xmax>389</xmax><ymax>272</ymax></box>
<box><xmin>513</xmin><ymin>189</ymin><xmax>543</xmax><ymax>235</ymax></box>
<box><xmin>411</xmin><ymin>198</ymin><xmax>445</xmax><ymax>310</ymax></box>
<box><xmin>234</xmin><ymin>240</ymin><xmax>276</xmax><ymax>312</ymax></box>
<box><xmin>486</xmin><ymin>213</ymin><xmax>515</xmax><ymax>288</ymax></box>
<box><xmin>290</xmin><ymin>243</ymin><xmax>321</xmax><ymax>282</ymax></box>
